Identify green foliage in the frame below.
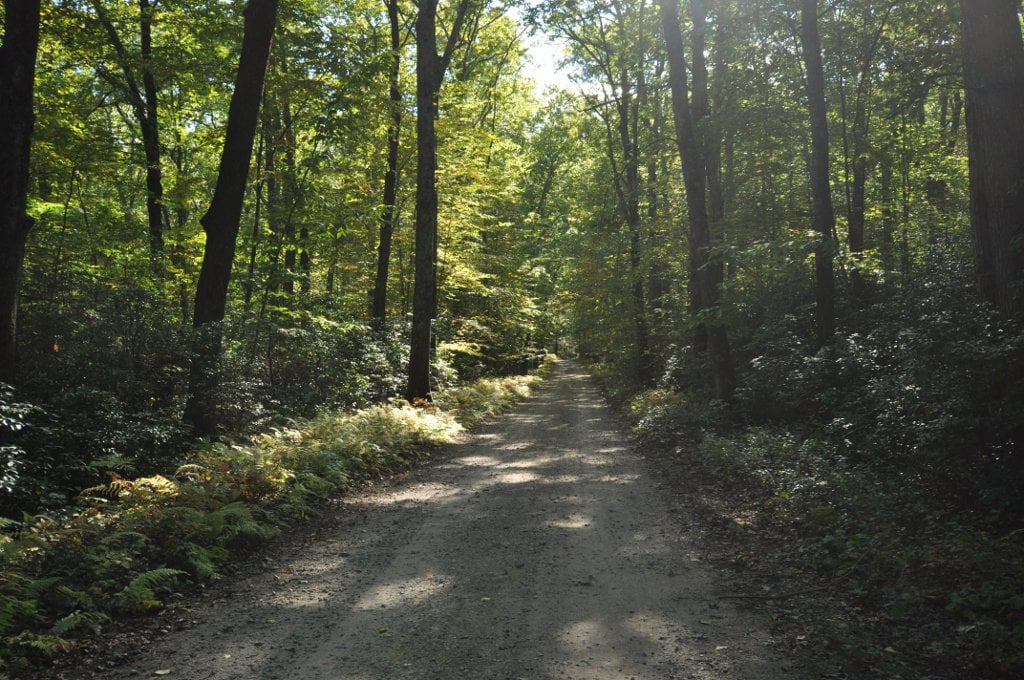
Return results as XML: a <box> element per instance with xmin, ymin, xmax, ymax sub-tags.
<box><xmin>114</xmin><ymin>569</ymin><xmax>186</xmax><ymax>614</ymax></box>
<box><xmin>0</xmin><ymin>364</ymin><xmax>546</xmax><ymax>672</ymax></box>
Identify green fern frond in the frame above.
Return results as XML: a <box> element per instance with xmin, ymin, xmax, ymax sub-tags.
<box><xmin>8</xmin><ymin>631</ymin><xmax>72</xmax><ymax>655</ymax></box>
<box><xmin>184</xmin><ymin>542</ymin><xmax>228</xmax><ymax>581</ymax></box>
<box><xmin>116</xmin><ymin>568</ymin><xmax>185</xmax><ymax>614</ymax></box>
<box><xmin>0</xmin><ymin>591</ymin><xmax>38</xmax><ymax>636</ymax></box>
<box><xmin>26</xmin><ymin>576</ymin><xmax>60</xmax><ymax>597</ymax></box>
<box><xmin>127</xmin><ymin>567</ymin><xmax>184</xmax><ymax>591</ymax></box>
<box><xmin>204</xmin><ymin>502</ymin><xmax>278</xmax><ymax>545</ymax></box>
<box><xmin>50</xmin><ymin>610</ymin><xmax>110</xmax><ymax>637</ymax></box>
<box><xmin>55</xmin><ymin>585</ymin><xmax>92</xmax><ymax>608</ymax></box>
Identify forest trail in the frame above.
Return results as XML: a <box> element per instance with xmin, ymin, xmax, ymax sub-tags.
<box><xmin>86</xmin><ymin>362</ymin><xmax>788</xmax><ymax>679</ymax></box>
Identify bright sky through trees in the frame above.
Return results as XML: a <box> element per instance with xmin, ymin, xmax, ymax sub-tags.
<box><xmin>513</xmin><ymin>9</ymin><xmax>575</xmax><ymax>96</ymax></box>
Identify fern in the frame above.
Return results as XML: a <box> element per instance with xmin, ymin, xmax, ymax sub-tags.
<box><xmin>204</xmin><ymin>502</ymin><xmax>278</xmax><ymax>547</ymax></box>
<box><xmin>50</xmin><ymin>610</ymin><xmax>110</xmax><ymax>637</ymax></box>
<box><xmin>79</xmin><ymin>474</ymin><xmax>137</xmax><ymax>500</ymax></box>
<box><xmin>115</xmin><ymin>568</ymin><xmax>185</xmax><ymax>614</ymax></box>
<box><xmin>55</xmin><ymin>585</ymin><xmax>92</xmax><ymax>609</ymax></box>
<box><xmin>7</xmin><ymin>631</ymin><xmax>72</xmax><ymax>655</ymax></box>
<box><xmin>184</xmin><ymin>542</ymin><xmax>227</xmax><ymax>581</ymax></box>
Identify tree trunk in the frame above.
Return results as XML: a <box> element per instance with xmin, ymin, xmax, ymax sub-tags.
<box><xmin>184</xmin><ymin>0</ymin><xmax>280</xmax><ymax>435</ymax></box>
<box><xmin>849</xmin><ymin>92</ymin><xmax>867</xmax><ymax>299</ymax></box>
<box><xmin>407</xmin><ymin>0</ymin><xmax>441</xmax><ymax>402</ymax></box>
<box><xmin>0</xmin><ymin>0</ymin><xmax>41</xmax><ymax>385</ymax></box>
<box><xmin>139</xmin><ymin>0</ymin><xmax>166</xmax><ymax>256</ymax></box>
<box><xmin>688</xmin><ymin>0</ymin><xmax>723</xmax><ymax>354</ymax></box>
<box><xmin>372</xmin><ymin>0</ymin><xmax>403</xmax><ymax>322</ymax></box>
<box><xmin>958</xmin><ymin>0</ymin><xmax>1024</xmax><ymax>317</ymax></box>
<box><xmin>93</xmin><ymin>0</ymin><xmax>167</xmax><ymax>257</ymax></box>
<box><xmin>613</xmin><ymin>66</ymin><xmax>651</xmax><ymax>385</ymax></box>
<box><xmin>658</xmin><ymin>0</ymin><xmax>736</xmax><ymax>402</ymax></box>
<box><xmin>407</xmin><ymin>0</ymin><xmax>473</xmax><ymax>402</ymax></box>
<box><xmin>800</xmin><ymin>0</ymin><xmax>836</xmax><ymax>347</ymax></box>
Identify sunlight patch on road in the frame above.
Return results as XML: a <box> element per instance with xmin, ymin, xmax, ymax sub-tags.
<box><xmin>492</xmin><ymin>470</ymin><xmax>541</xmax><ymax>484</ymax></box>
<box><xmin>555</xmin><ymin>619</ymin><xmax>629</xmax><ymax>678</ymax></box>
<box><xmin>356</xmin><ymin>482</ymin><xmax>461</xmax><ymax>507</ymax></box>
<box><xmin>546</xmin><ymin>512</ymin><xmax>594</xmax><ymax>529</ymax></box>
<box><xmin>352</xmin><ymin>574</ymin><xmax>448</xmax><ymax>611</ymax></box>
<box><xmin>624</xmin><ymin>610</ymin><xmax>679</xmax><ymax>642</ymax></box>
<box><xmin>538</xmin><ymin>474</ymin><xmax>582</xmax><ymax>485</ymax></box>
<box><xmin>454</xmin><ymin>455</ymin><xmax>502</xmax><ymax>467</ymax></box>
<box><xmin>498</xmin><ymin>454</ymin><xmax>560</xmax><ymax>468</ymax></box>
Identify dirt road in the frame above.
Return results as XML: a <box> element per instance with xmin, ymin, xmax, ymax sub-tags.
<box><xmin>88</xmin><ymin>362</ymin><xmax>788</xmax><ymax>679</ymax></box>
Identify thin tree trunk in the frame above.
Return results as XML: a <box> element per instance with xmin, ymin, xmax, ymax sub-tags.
<box><xmin>800</xmin><ymin>0</ymin><xmax>836</xmax><ymax>347</ymax></box>
<box><xmin>0</xmin><ymin>0</ymin><xmax>41</xmax><ymax>385</ymax></box>
<box><xmin>849</xmin><ymin>92</ymin><xmax>867</xmax><ymax>298</ymax></box>
<box><xmin>184</xmin><ymin>0</ymin><xmax>280</xmax><ymax>435</ymax></box>
<box><xmin>372</xmin><ymin>0</ymin><xmax>403</xmax><ymax>322</ymax></box>
<box><xmin>658</xmin><ymin>0</ymin><xmax>736</xmax><ymax>401</ymax></box>
<box><xmin>688</xmin><ymin>0</ymin><xmax>723</xmax><ymax>354</ymax></box>
<box><xmin>139</xmin><ymin>0</ymin><xmax>165</xmax><ymax>256</ymax></box>
<box><xmin>613</xmin><ymin>66</ymin><xmax>651</xmax><ymax>384</ymax></box>
<box><xmin>93</xmin><ymin>0</ymin><xmax>167</xmax><ymax>256</ymax></box>
<box><xmin>958</xmin><ymin>0</ymin><xmax>1024</xmax><ymax>317</ymax></box>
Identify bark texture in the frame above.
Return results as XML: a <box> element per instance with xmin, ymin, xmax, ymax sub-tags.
<box><xmin>184</xmin><ymin>0</ymin><xmax>280</xmax><ymax>435</ymax></box>
<box><xmin>959</xmin><ymin>0</ymin><xmax>1024</xmax><ymax>317</ymax></box>
<box><xmin>407</xmin><ymin>0</ymin><xmax>473</xmax><ymax>402</ymax></box>
<box><xmin>658</xmin><ymin>0</ymin><xmax>736</xmax><ymax>401</ymax></box>
<box><xmin>372</xmin><ymin>0</ymin><xmax>403</xmax><ymax>322</ymax></box>
<box><xmin>0</xmin><ymin>0</ymin><xmax>42</xmax><ymax>384</ymax></box>
<box><xmin>800</xmin><ymin>0</ymin><xmax>836</xmax><ymax>347</ymax></box>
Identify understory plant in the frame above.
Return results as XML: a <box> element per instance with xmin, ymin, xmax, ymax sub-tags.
<box><xmin>0</xmin><ymin>362</ymin><xmax>552</xmax><ymax>674</ymax></box>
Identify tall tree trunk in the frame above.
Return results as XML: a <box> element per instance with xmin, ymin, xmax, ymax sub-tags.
<box><xmin>407</xmin><ymin>0</ymin><xmax>473</xmax><ymax>402</ymax></box>
<box><xmin>879</xmin><ymin>135</ymin><xmax>895</xmax><ymax>274</ymax></box>
<box><xmin>93</xmin><ymin>0</ymin><xmax>167</xmax><ymax>256</ymax></box>
<box><xmin>0</xmin><ymin>0</ymin><xmax>41</xmax><ymax>385</ymax></box>
<box><xmin>642</xmin><ymin>61</ymin><xmax>669</xmax><ymax>310</ymax></box>
<box><xmin>658</xmin><ymin>0</ymin><xmax>736</xmax><ymax>402</ymax></box>
<box><xmin>139</xmin><ymin>0</ymin><xmax>165</xmax><ymax>256</ymax></box>
<box><xmin>372</xmin><ymin>0</ymin><xmax>403</xmax><ymax>322</ymax></box>
<box><xmin>407</xmin><ymin>0</ymin><xmax>441</xmax><ymax>402</ymax></box>
<box><xmin>958</xmin><ymin>0</ymin><xmax>1024</xmax><ymax>317</ymax></box>
<box><xmin>184</xmin><ymin>0</ymin><xmax>280</xmax><ymax>435</ymax></box>
<box><xmin>800</xmin><ymin>0</ymin><xmax>836</xmax><ymax>347</ymax></box>
<box><xmin>688</xmin><ymin>0</ymin><xmax>724</xmax><ymax>354</ymax></box>
<box><xmin>614</xmin><ymin>67</ymin><xmax>651</xmax><ymax>385</ymax></box>
<box><xmin>848</xmin><ymin>92</ymin><xmax>867</xmax><ymax>298</ymax></box>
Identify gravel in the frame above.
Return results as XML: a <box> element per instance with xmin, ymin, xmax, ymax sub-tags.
<box><xmin>63</xmin><ymin>361</ymin><xmax>791</xmax><ymax>680</ymax></box>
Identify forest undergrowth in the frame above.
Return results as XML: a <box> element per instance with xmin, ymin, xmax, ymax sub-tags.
<box><xmin>0</xmin><ymin>357</ymin><xmax>553</xmax><ymax>676</ymax></box>
<box><xmin>603</xmin><ymin>267</ymin><xmax>1024</xmax><ymax>679</ymax></box>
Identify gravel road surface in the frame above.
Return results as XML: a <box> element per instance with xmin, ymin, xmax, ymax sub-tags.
<box><xmin>85</xmin><ymin>361</ymin><xmax>788</xmax><ymax>679</ymax></box>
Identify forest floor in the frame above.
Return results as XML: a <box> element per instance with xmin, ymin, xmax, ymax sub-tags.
<box><xmin>43</xmin><ymin>362</ymin><xmax>801</xmax><ymax>680</ymax></box>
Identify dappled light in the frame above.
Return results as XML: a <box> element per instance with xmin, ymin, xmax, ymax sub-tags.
<box><xmin>4</xmin><ymin>0</ymin><xmax>1023</xmax><ymax>675</ymax></box>
<box><xmin>353</xmin><ymin>574</ymin><xmax>449</xmax><ymax>612</ymax></box>
<box><xmin>81</xmin><ymin>362</ymin><xmax>781</xmax><ymax>679</ymax></box>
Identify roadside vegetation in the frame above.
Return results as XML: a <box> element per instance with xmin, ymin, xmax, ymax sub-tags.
<box><xmin>0</xmin><ymin>358</ymin><xmax>552</xmax><ymax>675</ymax></box>
<box><xmin>605</xmin><ymin>257</ymin><xmax>1024</xmax><ymax>679</ymax></box>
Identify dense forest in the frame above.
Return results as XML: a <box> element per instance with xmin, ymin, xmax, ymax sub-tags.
<box><xmin>2</xmin><ymin>0</ymin><xmax>1024</xmax><ymax>676</ymax></box>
